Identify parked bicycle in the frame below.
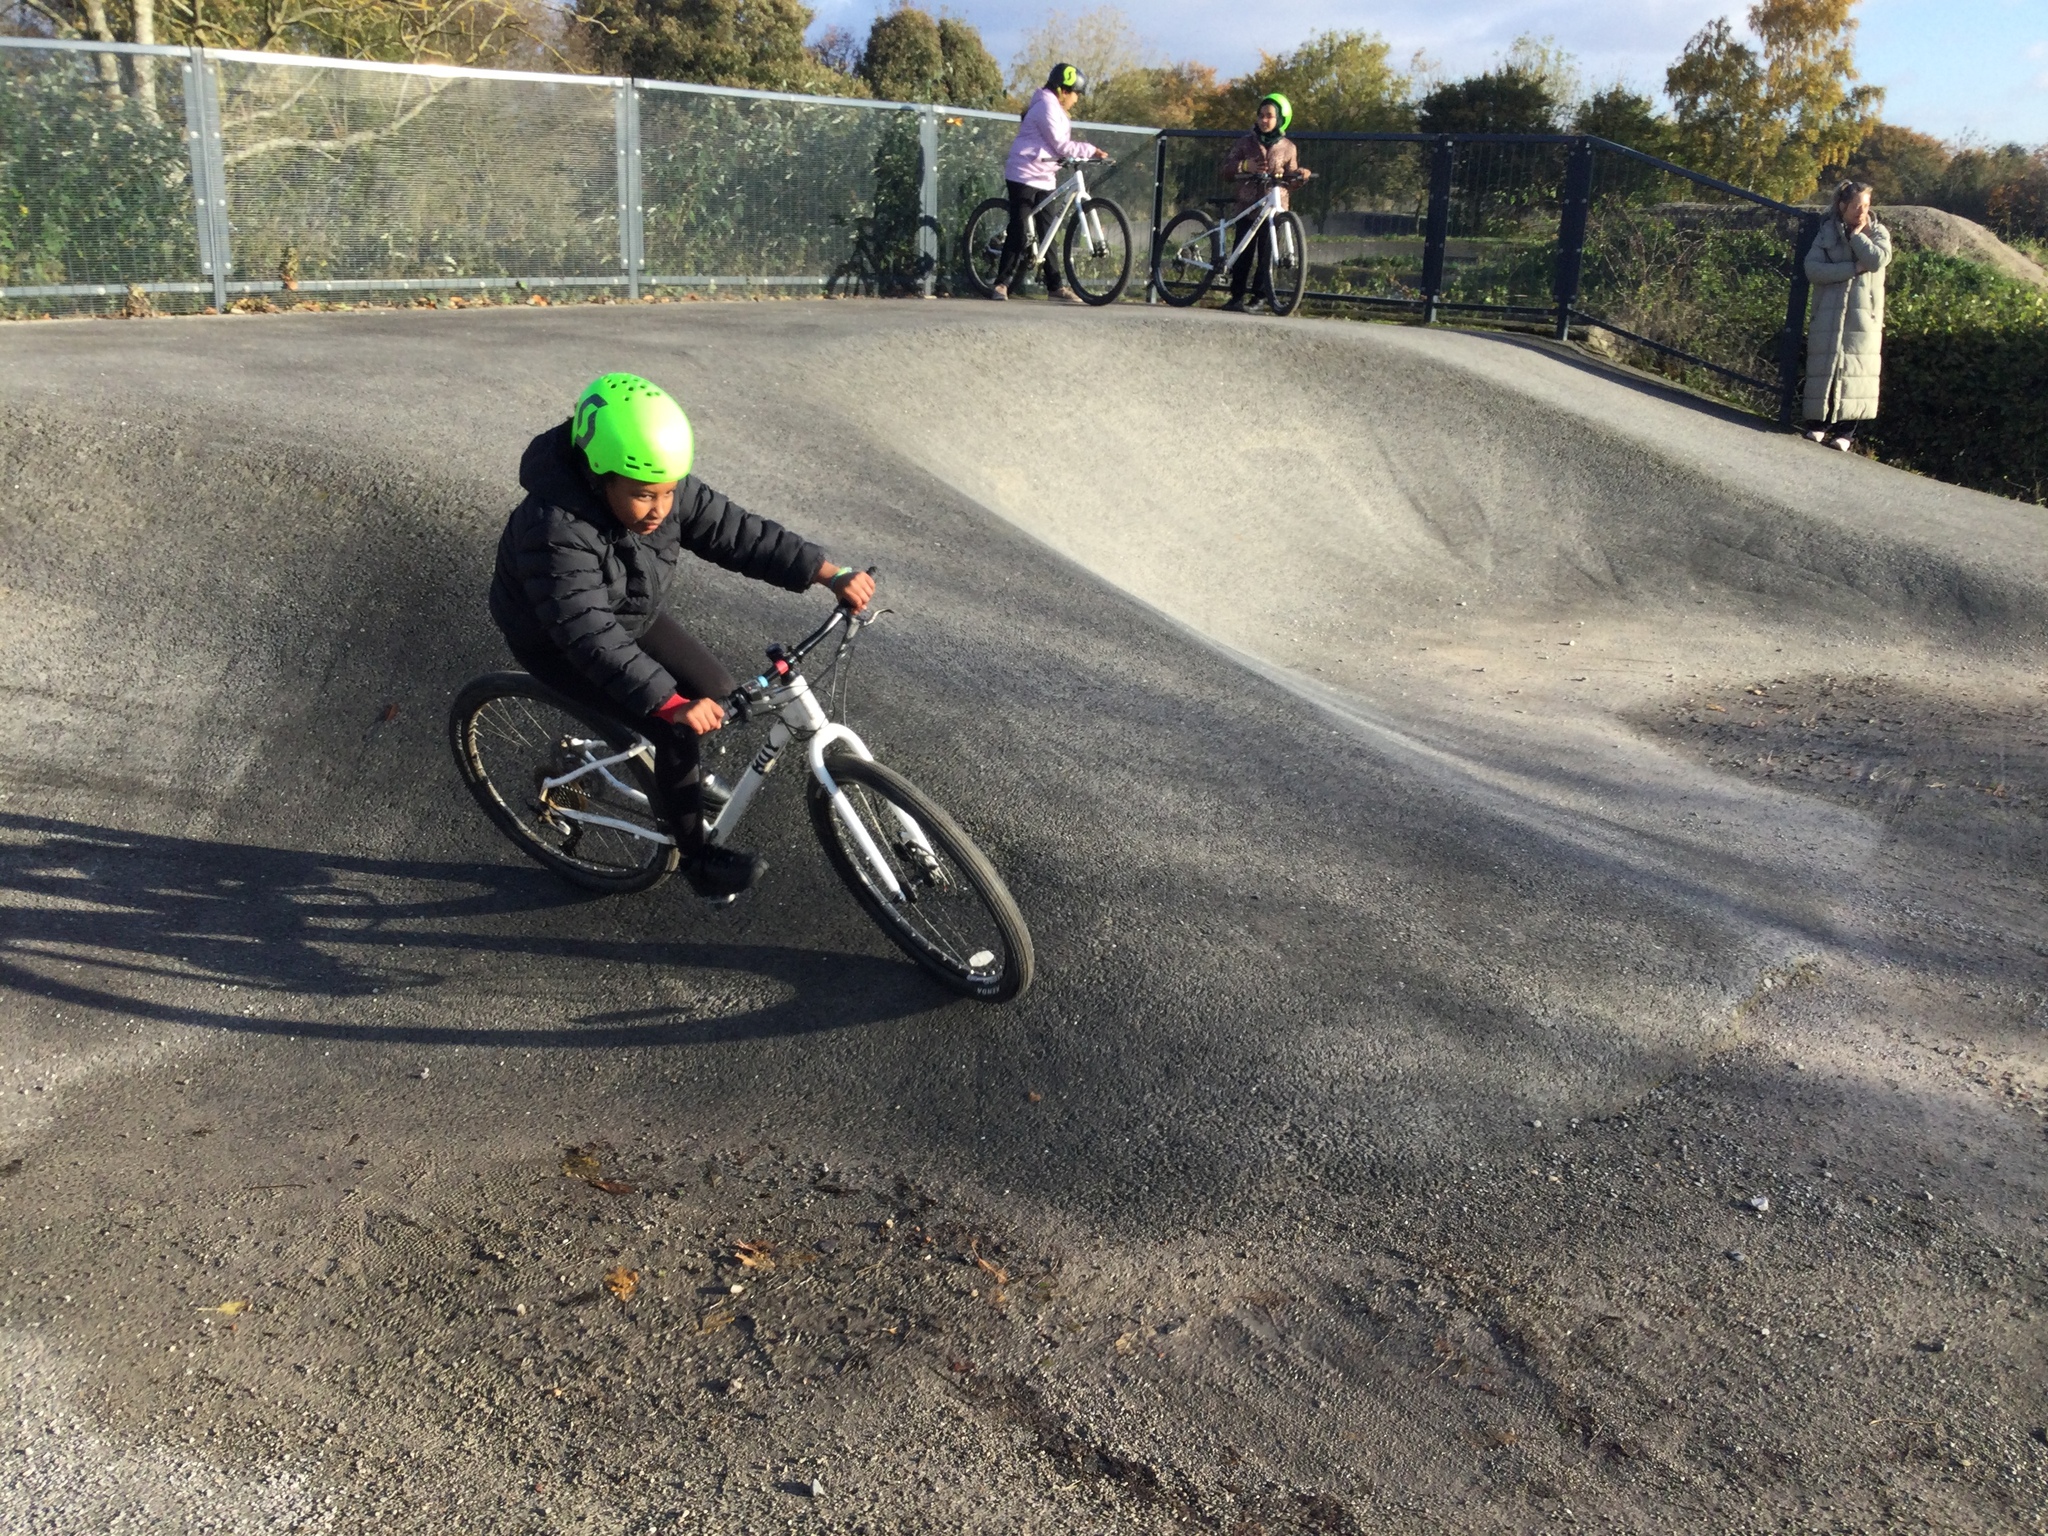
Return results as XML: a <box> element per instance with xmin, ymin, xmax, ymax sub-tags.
<box><xmin>1153</xmin><ymin>172</ymin><xmax>1310</xmax><ymax>316</ymax></box>
<box><xmin>448</xmin><ymin>590</ymin><xmax>1034</xmax><ymax>1003</ymax></box>
<box><xmin>960</xmin><ymin>157</ymin><xmax>1132</xmax><ymax>305</ymax></box>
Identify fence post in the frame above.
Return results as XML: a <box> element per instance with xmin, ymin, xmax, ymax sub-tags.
<box><xmin>917</xmin><ymin>105</ymin><xmax>940</xmax><ymax>296</ymax></box>
<box><xmin>1147</xmin><ymin>132</ymin><xmax>1167</xmax><ymax>304</ymax></box>
<box><xmin>1777</xmin><ymin>213</ymin><xmax>1820</xmax><ymax>425</ymax></box>
<box><xmin>182</xmin><ymin>46</ymin><xmax>229</xmax><ymax>312</ymax></box>
<box><xmin>1551</xmin><ymin>136</ymin><xmax>1594</xmax><ymax>341</ymax></box>
<box><xmin>615</xmin><ymin>83</ymin><xmax>643</xmax><ymax>301</ymax></box>
<box><xmin>1420</xmin><ymin>135</ymin><xmax>1453</xmax><ymax>324</ymax></box>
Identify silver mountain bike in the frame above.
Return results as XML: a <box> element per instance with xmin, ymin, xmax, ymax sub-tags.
<box><xmin>448</xmin><ymin>592</ymin><xmax>1034</xmax><ymax>1003</ymax></box>
<box><xmin>960</xmin><ymin>157</ymin><xmax>1132</xmax><ymax>305</ymax></box>
<box><xmin>1153</xmin><ymin>172</ymin><xmax>1309</xmax><ymax>316</ymax></box>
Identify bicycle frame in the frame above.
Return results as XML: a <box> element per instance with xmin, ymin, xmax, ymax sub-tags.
<box><xmin>1023</xmin><ymin>162</ymin><xmax>1110</xmax><ymax>266</ymax></box>
<box><xmin>1168</xmin><ymin>183</ymin><xmax>1298</xmax><ymax>279</ymax></box>
<box><xmin>530</xmin><ymin>608</ymin><xmax>936</xmax><ymax>905</ymax></box>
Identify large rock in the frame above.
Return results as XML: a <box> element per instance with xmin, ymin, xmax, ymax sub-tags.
<box><xmin>1876</xmin><ymin>205</ymin><xmax>2048</xmax><ymax>288</ymax></box>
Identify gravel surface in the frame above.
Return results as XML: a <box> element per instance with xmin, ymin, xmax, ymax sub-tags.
<box><xmin>1</xmin><ymin>298</ymin><xmax>2044</xmax><ymax>1533</ymax></box>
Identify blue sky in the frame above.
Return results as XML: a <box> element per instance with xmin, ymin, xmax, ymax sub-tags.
<box><xmin>807</xmin><ymin>0</ymin><xmax>2048</xmax><ymax>144</ymax></box>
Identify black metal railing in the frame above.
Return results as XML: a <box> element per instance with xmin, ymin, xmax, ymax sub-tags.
<box><xmin>1150</xmin><ymin>129</ymin><xmax>1822</xmax><ymax>423</ymax></box>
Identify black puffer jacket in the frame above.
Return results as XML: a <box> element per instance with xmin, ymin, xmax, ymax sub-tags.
<box><xmin>489</xmin><ymin>423</ymin><xmax>823</xmax><ymax>718</ymax></box>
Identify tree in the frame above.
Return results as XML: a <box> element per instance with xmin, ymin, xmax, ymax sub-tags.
<box><xmin>1665</xmin><ymin>0</ymin><xmax>1879</xmax><ymax>200</ymax></box>
<box><xmin>1498</xmin><ymin>35</ymin><xmax>1579</xmax><ymax>124</ymax></box>
<box><xmin>1200</xmin><ymin>29</ymin><xmax>1414</xmax><ymax>133</ymax></box>
<box><xmin>1087</xmin><ymin>60</ymin><xmax>1219</xmax><ymax>127</ymax></box>
<box><xmin>1006</xmin><ymin>5</ymin><xmax>1142</xmax><ymax>102</ymax></box>
<box><xmin>576</xmin><ymin>0</ymin><xmax>862</xmax><ymax>94</ymax></box>
<box><xmin>1415</xmin><ymin>67</ymin><xmax>1557</xmax><ymax>135</ymax></box>
<box><xmin>1844</xmin><ymin>122</ymin><xmax>1950</xmax><ymax>204</ymax></box>
<box><xmin>7</xmin><ymin>0</ymin><xmax>550</xmax><ymax>66</ymax></box>
<box><xmin>936</xmin><ymin>17</ymin><xmax>1005</xmax><ymax>109</ymax></box>
<box><xmin>852</xmin><ymin>7</ymin><xmax>1001</xmax><ymax>106</ymax></box>
<box><xmin>1573</xmin><ymin>86</ymin><xmax>1676</xmax><ymax>159</ymax></box>
<box><xmin>859</xmin><ymin>5</ymin><xmax>942</xmax><ymax>101</ymax></box>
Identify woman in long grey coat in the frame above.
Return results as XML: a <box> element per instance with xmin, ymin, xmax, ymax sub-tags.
<box><xmin>1803</xmin><ymin>179</ymin><xmax>1891</xmax><ymax>450</ymax></box>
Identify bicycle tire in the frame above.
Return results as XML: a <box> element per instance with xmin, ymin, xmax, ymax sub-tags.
<box><xmin>960</xmin><ymin>196</ymin><xmax>1011</xmax><ymax>298</ymax></box>
<box><xmin>1153</xmin><ymin>209</ymin><xmax>1217</xmax><ymax>307</ymax></box>
<box><xmin>807</xmin><ymin>753</ymin><xmax>1034</xmax><ymax>1003</ymax></box>
<box><xmin>1267</xmin><ymin>210</ymin><xmax>1308</xmax><ymax>317</ymax></box>
<box><xmin>1063</xmin><ymin>196</ymin><xmax>1131</xmax><ymax>305</ymax></box>
<box><xmin>449</xmin><ymin>672</ymin><xmax>678</xmax><ymax>895</ymax></box>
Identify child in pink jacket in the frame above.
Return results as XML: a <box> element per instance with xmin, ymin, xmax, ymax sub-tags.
<box><xmin>992</xmin><ymin>63</ymin><xmax>1108</xmax><ymax>302</ymax></box>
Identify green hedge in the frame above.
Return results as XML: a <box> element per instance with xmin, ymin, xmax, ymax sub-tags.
<box><xmin>1867</xmin><ymin>253</ymin><xmax>2048</xmax><ymax>505</ymax></box>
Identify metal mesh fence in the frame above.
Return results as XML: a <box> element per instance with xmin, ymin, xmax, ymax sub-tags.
<box><xmin>1574</xmin><ymin>146</ymin><xmax>1805</xmax><ymax>412</ymax></box>
<box><xmin>216</xmin><ymin>57</ymin><xmax>621</xmax><ymax>295</ymax></box>
<box><xmin>0</xmin><ymin>43</ymin><xmax>202</xmax><ymax>313</ymax></box>
<box><xmin>2</xmin><ymin>40</ymin><xmax>1816</xmax><ymax>419</ymax></box>
<box><xmin>639</xmin><ymin>86</ymin><xmax>899</xmax><ymax>289</ymax></box>
<box><xmin>1439</xmin><ymin>138</ymin><xmax>1567</xmax><ymax>313</ymax></box>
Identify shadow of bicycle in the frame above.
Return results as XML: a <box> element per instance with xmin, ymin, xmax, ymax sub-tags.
<box><xmin>0</xmin><ymin>811</ymin><xmax>945</xmax><ymax>1048</ymax></box>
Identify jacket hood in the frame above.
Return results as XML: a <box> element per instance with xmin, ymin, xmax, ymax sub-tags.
<box><xmin>519</xmin><ymin>421</ymin><xmax>605</xmax><ymax>520</ymax></box>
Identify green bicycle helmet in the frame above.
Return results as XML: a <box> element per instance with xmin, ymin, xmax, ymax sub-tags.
<box><xmin>570</xmin><ymin>372</ymin><xmax>695</xmax><ymax>482</ymax></box>
<box><xmin>1258</xmin><ymin>92</ymin><xmax>1293</xmax><ymax>135</ymax></box>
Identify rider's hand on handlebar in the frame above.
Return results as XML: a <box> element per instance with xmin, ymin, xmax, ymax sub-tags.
<box><xmin>818</xmin><ymin>561</ymin><xmax>876</xmax><ymax>614</ymax></box>
<box><xmin>678</xmin><ymin>697</ymin><xmax>725</xmax><ymax>735</ymax></box>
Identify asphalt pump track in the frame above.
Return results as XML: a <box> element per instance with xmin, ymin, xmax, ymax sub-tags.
<box><xmin>2</xmin><ymin>301</ymin><xmax>2044</xmax><ymax>1532</ymax></box>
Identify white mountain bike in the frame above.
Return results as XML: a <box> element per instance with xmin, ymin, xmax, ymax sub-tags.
<box><xmin>960</xmin><ymin>157</ymin><xmax>1132</xmax><ymax>304</ymax></box>
<box><xmin>448</xmin><ymin>592</ymin><xmax>1034</xmax><ymax>1003</ymax></box>
<box><xmin>1153</xmin><ymin>172</ymin><xmax>1309</xmax><ymax>316</ymax></box>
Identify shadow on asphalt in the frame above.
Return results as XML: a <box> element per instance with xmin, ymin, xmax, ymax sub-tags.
<box><xmin>0</xmin><ymin>811</ymin><xmax>944</xmax><ymax>1046</ymax></box>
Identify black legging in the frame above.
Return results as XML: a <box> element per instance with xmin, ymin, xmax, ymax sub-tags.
<box><xmin>1229</xmin><ymin>222</ymin><xmax>1272</xmax><ymax>300</ymax></box>
<box><xmin>508</xmin><ymin>613</ymin><xmax>736</xmax><ymax>851</ymax></box>
<box><xmin>996</xmin><ymin>179</ymin><xmax>1064</xmax><ymax>294</ymax></box>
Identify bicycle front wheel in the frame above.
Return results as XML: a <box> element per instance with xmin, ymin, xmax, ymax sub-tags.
<box><xmin>1153</xmin><ymin>209</ymin><xmax>1216</xmax><ymax>307</ymax></box>
<box><xmin>1063</xmin><ymin>196</ymin><xmax>1131</xmax><ymax>305</ymax></box>
<box><xmin>1268</xmin><ymin>210</ymin><xmax>1308</xmax><ymax>317</ymax></box>
<box><xmin>960</xmin><ymin>196</ymin><xmax>1010</xmax><ymax>297</ymax></box>
<box><xmin>808</xmin><ymin>753</ymin><xmax>1033</xmax><ymax>1003</ymax></box>
<box><xmin>449</xmin><ymin>672</ymin><xmax>678</xmax><ymax>894</ymax></box>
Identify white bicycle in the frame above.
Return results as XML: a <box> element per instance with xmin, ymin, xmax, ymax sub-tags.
<box><xmin>448</xmin><ymin>591</ymin><xmax>1034</xmax><ymax>1003</ymax></box>
<box><xmin>1153</xmin><ymin>172</ymin><xmax>1309</xmax><ymax>316</ymax></box>
<box><xmin>960</xmin><ymin>157</ymin><xmax>1132</xmax><ymax>305</ymax></box>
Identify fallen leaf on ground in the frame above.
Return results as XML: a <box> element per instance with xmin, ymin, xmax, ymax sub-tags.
<box><xmin>733</xmin><ymin>1241</ymin><xmax>777</xmax><ymax>1271</ymax></box>
<box><xmin>1112</xmin><ymin>1332</ymin><xmax>1139</xmax><ymax>1356</ymax></box>
<box><xmin>603</xmin><ymin>1266</ymin><xmax>639</xmax><ymax>1302</ymax></box>
<box><xmin>379</xmin><ymin>703</ymin><xmax>400</xmax><ymax>723</ymax></box>
<box><xmin>203</xmin><ymin>1299</ymin><xmax>250</xmax><ymax>1315</ymax></box>
<box><xmin>562</xmin><ymin>1148</ymin><xmax>601</xmax><ymax>1180</ymax></box>
<box><xmin>1026</xmin><ymin>1091</ymin><xmax>1042</xmax><ymax>1103</ymax></box>
<box><xmin>697</xmin><ymin>1309</ymin><xmax>735</xmax><ymax>1335</ymax></box>
<box><xmin>587</xmin><ymin>1177</ymin><xmax>635</xmax><ymax>1196</ymax></box>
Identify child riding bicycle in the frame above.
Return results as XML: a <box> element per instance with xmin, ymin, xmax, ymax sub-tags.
<box><xmin>487</xmin><ymin>373</ymin><xmax>875</xmax><ymax>900</ymax></box>
<box><xmin>992</xmin><ymin>62</ymin><xmax>1110</xmax><ymax>303</ymax></box>
<box><xmin>1219</xmin><ymin>93</ymin><xmax>1311</xmax><ymax>313</ymax></box>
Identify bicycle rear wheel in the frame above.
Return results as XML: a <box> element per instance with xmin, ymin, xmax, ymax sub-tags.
<box><xmin>1153</xmin><ymin>209</ymin><xmax>1217</xmax><ymax>307</ymax></box>
<box><xmin>449</xmin><ymin>672</ymin><xmax>678</xmax><ymax>894</ymax></box>
<box><xmin>1267</xmin><ymin>210</ymin><xmax>1308</xmax><ymax>317</ymax></box>
<box><xmin>1063</xmin><ymin>197</ymin><xmax>1131</xmax><ymax>305</ymax></box>
<box><xmin>808</xmin><ymin>753</ymin><xmax>1033</xmax><ymax>1003</ymax></box>
<box><xmin>960</xmin><ymin>196</ymin><xmax>1010</xmax><ymax>297</ymax></box>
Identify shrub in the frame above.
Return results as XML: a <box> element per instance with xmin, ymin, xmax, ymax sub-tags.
<box><xmin>1865</xmin><ymin>252</ymin><xmax>2048</xmax><ymax>504</ymax></box>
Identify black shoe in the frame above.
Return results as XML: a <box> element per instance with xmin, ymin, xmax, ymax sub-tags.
<box><xmin>682</xmin><ymin>845</ymin><xmax>765</xmax><ymax>900</ymax></box>
<box><xmin>1220</xmin><ymin>295</ymin><xmax>1247</xmax><ymax>312</ymax></box>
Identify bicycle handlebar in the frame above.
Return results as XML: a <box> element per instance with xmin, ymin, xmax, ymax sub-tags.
<box><xmin>721</xmin><ymin>567</ymin><xmax>879</xmax><ymax>721</ymax></box>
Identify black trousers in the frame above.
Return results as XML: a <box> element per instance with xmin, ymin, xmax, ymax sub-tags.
<box><xmin>997</xmin><ymin>180</ymin><xmax>1064</xmax><ymax>294</ymax></box>
<box><xmin>1229</xmin><ymin>221</ymin><xmax>1272</xmax><ymax>299</ymax></box>
<box><xmin>508</xmin><ymin>613</ymin><xmax>737</xmax><ymax>850</ymax></box>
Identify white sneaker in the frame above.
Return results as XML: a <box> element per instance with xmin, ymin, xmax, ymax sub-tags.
<box><xmin>1048</xmin><ymin>290</ymin><xmax>1086</xmax><ymax>305</ymax></box>
<box><xmin>1831</xmin><ymin>436</ymin><xmax>1854</xmax><ymax>452</ymax></box>
<box><xmin>989</xmin><ymin>283</ymin><xmax>1008</xmax><ymax>301</ymax></box>
<box><xmin>1803</xmin><ymin>429</ymin><xmax>1827</xmax><ymax>443</ymax></box>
